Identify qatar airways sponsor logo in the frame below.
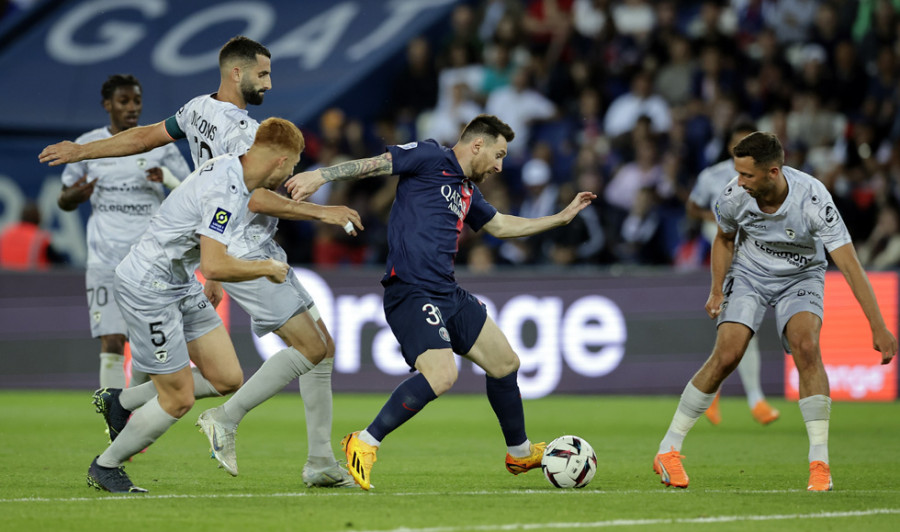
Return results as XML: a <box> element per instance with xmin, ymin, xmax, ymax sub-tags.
<box><xmin>252</xmin><ymin>268</ymin><xmax>628</xmax><ymax>399</ymax></box>
<box><xmin>789</xmin><ymin>364</ymin><xmax>890</xmax><ymax>399</ymax></box>
<box><xmin>441</xmin><ymin>184</ymin><xmax>468</xmax><ymax>221</ymax></box>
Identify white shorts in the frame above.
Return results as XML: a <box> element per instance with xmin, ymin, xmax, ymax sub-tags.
<box><xmin>222</xmin><ymin>268</ymin><xmax>317</xmax><ymax>336</ymax></box>
<box><xmin>85</xmin><ymin>266</ymin><xmax>127</xmax><ymax>338</ymax></box>
<box><xmin>718</xmin><ymin>270</ymin><xmax>825</xmax><ymax>352</ymax></box>
<box><xmin>114</xmin><ymin>276</ymin><xmax>222</xmax><ymax>375</ymax></box>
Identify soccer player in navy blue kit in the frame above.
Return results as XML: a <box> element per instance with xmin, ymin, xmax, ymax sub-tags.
<box><xmin>286</xmin><ymin>115</ymin><xmax>596</xmax><ymax>490</ymax></box>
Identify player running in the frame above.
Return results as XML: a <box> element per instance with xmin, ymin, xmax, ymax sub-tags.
<box><xmin>58</xmin><ymin>74</ymin><xmax>190</xmax><ymax>389</ymax></box>
<box><xmin>40</xmin><ymin>36</ymin><xmax>360</xmax><ymax>486</ymax></box>
<box><xmin>286</xmin><ymin>114</ymin><xmax>596</xmax><ymax>490</ymax></box>
<box><xmin>686</xmin><ymin>121</ymin><xmax>779</xmax><ymax>426</ymax></box>
<box><xmin>86</xmin><ymin>117</ymin><xmax>301</xmax><ymax>493</ymax></box>
<box><xmin>653</xmin><ymin>132</ymin><xmax>896</xmax><ymax>491</ymax></box>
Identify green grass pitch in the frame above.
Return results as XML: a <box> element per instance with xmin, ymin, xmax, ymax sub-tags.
<box><xmin>1</xmin><ymin>391</ymin><xmax>898</xmax><ymax>531</ymax></box>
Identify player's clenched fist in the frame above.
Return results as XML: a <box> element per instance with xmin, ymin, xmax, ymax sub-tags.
<box><xmin>264</xmin><ymin>259</ymin><xmax>290</xmax><ymax>284</ymax></box>
<box><xmin>285</xmin><ymin>170</ymin><xmax>325</xmax><ymax>201</ymax></box>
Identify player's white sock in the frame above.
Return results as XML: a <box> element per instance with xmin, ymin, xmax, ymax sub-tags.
<box><xmin>737</xmin><ymin>336</ymin><xmax>765</xmax><ymax>408</ymax></box>
<box><xmin>508</xmin><ymin>440</ymin><xmax>533</xmax><ymax>457</ymax></box>
<box><xmin>799</xmin><ymin>395</ymin><xmax>831</xmax><ymax>463</ymax></box>
<box><xmin>658</xmin><ymin>382</ymin><xmax>717</xmax><ymax>454</ymax></box>
<box><xmin>99</xmin><ymin>353</ymin><xmax>126</xmax><ymax>389</ymax></box>
<box><xmin>96</xmin><ymin>396</ymin><xmax>177</xmax><ymax>468</ymax></box>
<box><xmin>222</xmin><ymin>346</ymin><xmax>315</xmax><ymax>424</ymax></box>
<box><xmin>359</xmin><ymin>430</ymin><xmax>381</xmax><ymax>447</ymax></box>
<box><xmin>299</xmin><ymin>358</ymin><xmax>336</xmax><ymax>462</ymax></box>
<box><xmin>119</xmin><ymin>368</ymin><xmax>221</xmax><ymax>411</ymax></box>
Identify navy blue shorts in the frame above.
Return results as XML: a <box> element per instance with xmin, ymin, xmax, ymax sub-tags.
<box><xmin>383</xmin><ymin>279</ymin><xmax>488</xmax><ymax>367</ymax></box>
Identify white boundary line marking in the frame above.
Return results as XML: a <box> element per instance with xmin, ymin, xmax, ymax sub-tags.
<box><xmin>1</xmin><ymin>488</ymin><xmax>899</xmax><ymax>503</ymax></box>
<box><xmin>348</xmin><ymin>508</ymin><xmax>900</xmax><ymax>532</ymax></box>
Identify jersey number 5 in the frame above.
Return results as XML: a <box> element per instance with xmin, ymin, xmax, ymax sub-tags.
<box><xmin>149</xmin><ymin>321</ymin><xmax>166</xmax><ymax>347</ymax></box>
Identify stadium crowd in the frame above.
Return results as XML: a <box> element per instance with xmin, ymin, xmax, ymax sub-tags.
<box><xmin>271</xmin><ymin>0</ymin><xmax>900</xmax><ymax>273</ymax></box>
<box><xmin>4</xmin><ymin>0</ymin><xmax>900</xmax><ymax>273</ymax></box>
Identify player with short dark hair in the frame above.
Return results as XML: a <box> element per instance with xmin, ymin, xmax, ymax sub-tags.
<box><xmin>58</xmin><ymin>73</ymin><xmax>190</xmax><ymax>389</ymax></box>
<box><xmin>286</xmin><ymin>114</ymin><xmax>597</xmax><ymax>490</ymax></box>
<box><xmin>87</xmin><ymin>117</ymin><xmax>302</xmax><ymax>493</ymax></box>
<box><xmin>653</xmin><ymin>131</ymin><xmax>897</xmax><ymax>491</ymax></box>
<box><xmin>686</xmin><ymin>120</ymin><xmax>780</xmax><ymax>426</ymax></box>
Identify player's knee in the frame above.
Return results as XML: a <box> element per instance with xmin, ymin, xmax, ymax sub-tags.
<box><xmin>215</xmin><ymin>370</ymin><xmax>243</xmax><ymax>395</ymax></box>
<box><xmin>428</xmin><ymin>366</ymin><xmax>458</xmax><ymax>396</ymax></box>
<box><xmin>306</xmin><ymin>337</ymin><xmax>328</xmax><ymax>365</ymax></box>
<box><xmin>709</xmin><ymin>350</ymin><xmax>741</xmax><ymax>377</ymax></box>
<box><xmin>790</xmin><ymin>336</ymin><xmax>820</xmax><ymax>361</ymax></box>
<box><xmin>324</xmin><ymin>335</ymin><xmax>336</xmax><ymax>359</ymax></box>
<box><xmin>100</xmin><ymin>334</ymin><xmax>127</xmax><ymax>354</ymax></box>
<box><xmin>487</xmin><ymin>352</ymin><xmax>520</xmax><ymax>378</ymax></box>
<box><xmin>160</xmin><ymin>390</ymin><xmax>195</xmax><ymax>418</ymax></box>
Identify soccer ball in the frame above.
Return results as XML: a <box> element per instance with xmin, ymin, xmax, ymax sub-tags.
<box><xmin>541</xmin><ymin>435</ymin><xmax>597</xmax><ymax>488</ymax></box>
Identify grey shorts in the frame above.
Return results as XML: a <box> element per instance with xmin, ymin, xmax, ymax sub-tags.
<box><xmin>222</xmin><ymin>269</ymin><xmax>317</xmax><ymax>337</ymax></box>
<box><xmin>85</xmin><ymin>267</ymin><xmax>127</xmax><ymax>338</ymax></box>
<box><xmin>718</xmin><ymin>271</ymin><xmax>824</xmax><ymax>352</ymax></box>
<box><xmin>114</xmin><ymin>276</ymin><xmax>222</xmax><ymax>375</ymax></box>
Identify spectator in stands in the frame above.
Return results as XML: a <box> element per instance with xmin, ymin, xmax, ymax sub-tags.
<box><xmin>485</xmin><ymin>64</ymin><xmax>557</xmax><ymax>158</ymax></box>
<box><xmin>654</xmin><ymin>34</ymin><xmax>695</xmax><ymax>107</ymax></box>
<box><xmin>603</xmin><ymin>69</ymin><xmax>672</xmax><ymax>140</ymax></box>
<box><xmin>857</xmin><ymin>201</ymin><xmax>900</xmax><ymax>269</ymax></box>
<box><xmin>0</xmin><ymin>201</ymin><xmax>64</xmax><ymax>270</ymax></box>
<box><xmin>426</xmin><ymin>82</ymin><xmax>483</xmax><ymax>146</ymax></box>
<box><xmin>390</xmin><ymin>37</ymin><xmax>439</xmax><ymax>128</ymax></box>
<box><xmin>499</xmin><ymin>155</ymin><xmax>558</xmax><ymax>264</ymax></box>
<box><xmin>762</xmin><ymin>0</ymin><xmax>819</xmax><ymax>44</ymax></box>
<box><xmin>617</xmin><ymin>187</ymin><xmax>669</xmax><ymax>265</ymax></box>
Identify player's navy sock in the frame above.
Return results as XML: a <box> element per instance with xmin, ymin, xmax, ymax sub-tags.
<box><xmin>366</xmin><ymin>373</ymin><xmax>437</xmax><ymax>441</ymax></box>
<box><xmin>486</xmin><ymin>372</ymin><xmax>527</xmax><ymax>446</ymax></box>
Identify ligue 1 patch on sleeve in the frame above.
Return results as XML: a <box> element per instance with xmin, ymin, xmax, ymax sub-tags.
<box><xmin>209</xmin><ymin>207</ymin><xmax>232</xmax><ymax>233</ymax></box>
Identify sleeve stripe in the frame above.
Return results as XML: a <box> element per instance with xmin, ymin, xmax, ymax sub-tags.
<box><xmin>164</xmin><ymin>115</ymin><xmax>186</xmax><ymax>140</ymax></box>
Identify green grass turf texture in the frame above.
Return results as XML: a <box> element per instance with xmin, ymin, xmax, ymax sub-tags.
<box><xmin>1</xmin><ymin>391</ymin><xmax>898</xmax><ymax>531</ymax></box>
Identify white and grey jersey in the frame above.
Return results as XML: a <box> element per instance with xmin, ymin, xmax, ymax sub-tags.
<box><xmin>714</xmin><ymin>165</ymin><xmax>852</xmax><ymax>278</ymax></box>
<box><xmin>62</xmin><ymin>127</ymin><xmax>190</xmax><ymax>268</ymax></box>
<box><xmin>169</xmin><ymin>94</ymin><xmax>277</xmax><ymax>258</ymax></box>
<box><xmin>116</xmin><ymin>154</ymin><xmax>251</xmax><ymax>306</ymax></box>
<box><xmin>690</xmin><ymin>159</ymin><xmax>736</xmax><ymax>210</ymax></box>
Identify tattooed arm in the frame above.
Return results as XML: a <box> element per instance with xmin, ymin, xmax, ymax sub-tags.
<box><xmin>285</xmin><ymin>152</ymin><xmax>393</xmax><ymax>201</ymax></box>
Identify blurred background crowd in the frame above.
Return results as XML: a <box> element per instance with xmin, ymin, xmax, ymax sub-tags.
<box><xmin>4</xmin><ymin>0</ymin><xmax>900</xmax><ymax>273</ymax></box>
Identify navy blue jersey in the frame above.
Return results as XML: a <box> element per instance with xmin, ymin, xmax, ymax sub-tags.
<box><xmin>382</xmin><ymin>139</ymin><xmax>497</xmax><ymax>291</ymax></box>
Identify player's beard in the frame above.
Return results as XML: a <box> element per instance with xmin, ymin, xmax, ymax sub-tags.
<box><xmin>242</xmin><ymin>81</ymin><xmax>265</xmax><ymax>106</ymax></box>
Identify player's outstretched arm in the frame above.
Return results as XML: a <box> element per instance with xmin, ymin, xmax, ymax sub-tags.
<box><xmin>39</xmin><ymin>121</ymin><xmax>172</xmax><ymax>166</ymax></box>
<box><xmin>482</xmin><ymin>191</ymin><xmax>596</xmax><ymax>239</ymax></box>
<box><xmin>830</xmin><ymin>243</ymin><xmax>898</xmax><ymax>364</ymax></box>
<box><xmin>248</xmin><ymin>189</ymin><xmax>364</xmax><ymax>235</ymax></box>
<box><xmin>199</xmin><ymin>236</ymin><xmax>289</xmax><ymax>284</ymax></box>
<box><xmin>285</xmin><ymin>152</ymin><xmax>393</xmax><ymax>201</ymax></box>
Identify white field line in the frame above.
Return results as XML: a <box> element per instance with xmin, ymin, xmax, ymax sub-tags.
<box><xmin>1</xmin><ymin>487</ymin><xmax>899</xmax><ymax>503</ymax></box>
<box><xmin>348</xmin><ymin>508</ymin><xmax>900</xmax><ymax>532</ymax></box>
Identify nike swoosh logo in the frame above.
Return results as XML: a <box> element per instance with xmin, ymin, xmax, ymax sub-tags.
<box><xmin>212</xmin><ymin>428</ymin><xmax>223</xmax><ymax>451</ymax></box>
<box><xmin>442</xmin><ymin>170</ymin><xmax>453</xmax><ymax>176</ymax></box>
<box><xmin>402</xmin><ymin>402</ymin><xmax>420</xmax><ymax>412</ymax></box>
